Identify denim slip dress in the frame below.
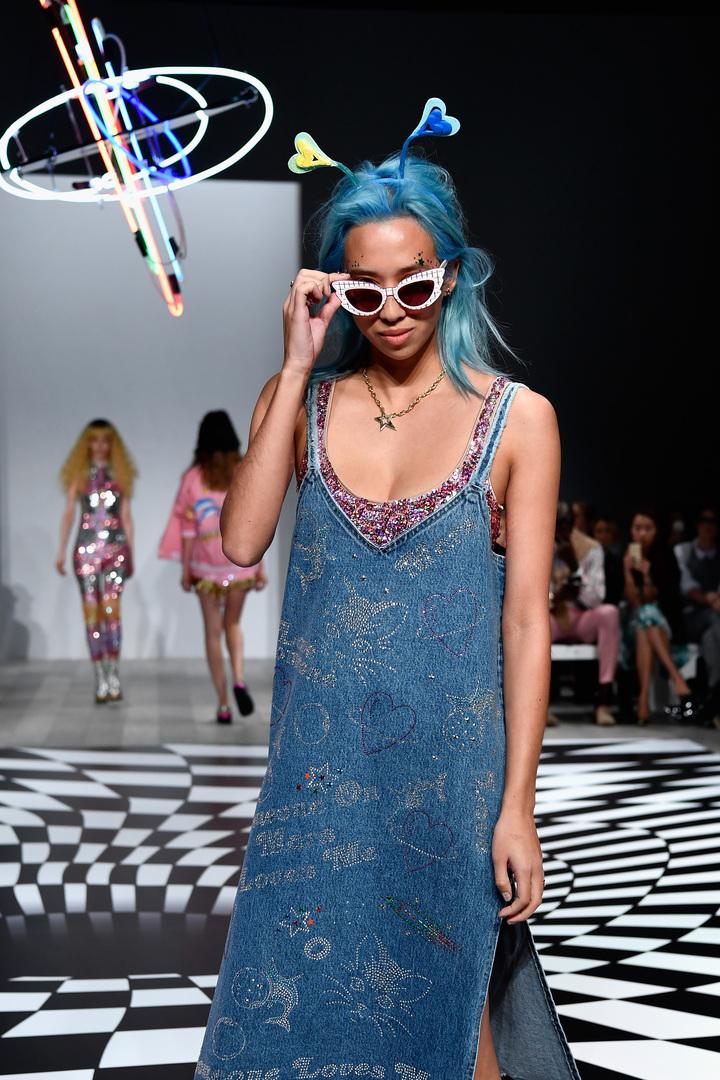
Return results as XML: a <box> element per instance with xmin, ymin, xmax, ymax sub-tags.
<box><xmin>196</xmin><ymin>376</ymin><xmax>580</xmax><ymax>1080</ymax></box>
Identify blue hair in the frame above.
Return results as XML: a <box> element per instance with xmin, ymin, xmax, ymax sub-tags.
<box><xmin>310</xmin><ymin>153</ymin><xmax>514</xmax><ymax>394</ymax></box>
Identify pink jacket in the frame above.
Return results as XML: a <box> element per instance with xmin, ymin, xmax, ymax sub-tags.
<box><xmin>158</xmin><ymin>465</ymin><xmax>260</xmax><ymax>585</ymax></box>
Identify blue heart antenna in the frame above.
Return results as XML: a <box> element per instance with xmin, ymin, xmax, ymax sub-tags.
<box><xmin>398</xmin><ymin>97</ymin><xmax>461</xmax><ymax>178</ymax></box>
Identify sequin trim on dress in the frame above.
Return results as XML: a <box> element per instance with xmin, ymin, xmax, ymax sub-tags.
<box><xmin>314</xmin><ymin>376</ymin><xmax>509</xmax><ymax>548</ymax></box>
<box><xmin>486</xmin><ymin>482</ymin><xmax>506</xmax><ymax>550</ymax></box>
<box><xmin>297</xmin><ymin>445</ymin><xmax>309</xmax><ymax>487</ymax></box>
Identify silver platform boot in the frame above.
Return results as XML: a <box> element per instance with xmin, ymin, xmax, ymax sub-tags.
<box><xmin>106</xmin><ymin>659</ymin><xmax>123</xmax><ymax>702</ymax></box>
<box><xmin>94</xmin><ymin>660</ymin><xmax>109</xmax><ymax>704</ymax></box>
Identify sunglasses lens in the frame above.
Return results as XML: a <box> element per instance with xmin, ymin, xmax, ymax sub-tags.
<box><xmin>345</xmin><ymin>287</ymin><xmax>381</xmax><ymax>313</ymax></box>
<box><xmin>397</xmin><ymin>280</ymin><xmax>436</xmax><ymax>308</ymax></box>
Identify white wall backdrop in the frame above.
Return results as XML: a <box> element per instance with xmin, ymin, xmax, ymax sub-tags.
<box><xmin>0</xmin><ymin>177</ymin><xmax>300</xmax><ymax>660</ymax></box>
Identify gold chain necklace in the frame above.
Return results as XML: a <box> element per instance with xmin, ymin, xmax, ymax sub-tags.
<box><xmin>361</xmin><ymin>367</ymin><xmax>445</xmax><ymax>431</ymax></box>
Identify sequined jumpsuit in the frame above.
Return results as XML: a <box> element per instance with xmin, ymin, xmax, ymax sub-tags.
<box><xmin>196</xmin><ymin>377</ymin><xmax>580</xmax><ymax>1080</ymax></box>
<box><xmin>73</xmin><ymin>464</ymin><xmax>131</xmax><ymax>660</ymax></box>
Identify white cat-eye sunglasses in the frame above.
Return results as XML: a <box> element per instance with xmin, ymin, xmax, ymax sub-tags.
<box><xmin>331</xmin><ymin>260</ymin><xmax>448</xmax><ymax>317</ymax></box>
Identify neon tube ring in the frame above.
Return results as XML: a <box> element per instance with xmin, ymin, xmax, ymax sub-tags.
<box><xmin>0</xmin><ymin>68</ymin><xmax>274</xmax><ymax>204</ymax></box>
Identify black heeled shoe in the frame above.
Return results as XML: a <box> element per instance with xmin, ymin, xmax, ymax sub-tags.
<box><xmin>216</xmin><ymin>706</ymin><xmax>232</xmax><ymax>725</ymax></box>
<box><xmin>233</xmin><ymin>682</ymin><xmax>255</xmax><ymax>716</ymax></box>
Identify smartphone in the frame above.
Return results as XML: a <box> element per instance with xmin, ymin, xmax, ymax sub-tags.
<box><xmin>629</xmin><ymin>542</ymin><xmax>642</xmax><ymax>567</ymax></box>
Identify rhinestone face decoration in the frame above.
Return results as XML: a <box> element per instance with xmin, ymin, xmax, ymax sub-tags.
<box><xmin>306</xmin><ymin>376</ymin><xmax>508</xmax><ymax>550</ymax></box>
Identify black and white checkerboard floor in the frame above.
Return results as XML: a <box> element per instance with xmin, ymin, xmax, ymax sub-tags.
<box><xmin>1</xmin><ymin>738</ymin><xmax>719</xmax><ymax>1079</ymax></box>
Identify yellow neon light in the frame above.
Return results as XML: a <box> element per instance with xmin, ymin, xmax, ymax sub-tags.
<box><xmin>50</xmin><ymin>27</ymin><xmax>137</xmax><ymax>234</ymax></box>
<box><xmin>63</xmin><ymin>0</ymin><xmax>179</xmax><ymax>311</ymax></box>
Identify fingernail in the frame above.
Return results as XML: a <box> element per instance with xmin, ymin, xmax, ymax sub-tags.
<box><xmin>502</xmin><ymin>891</ymin><xmax>512</xmax><ymax>901</ymax></box>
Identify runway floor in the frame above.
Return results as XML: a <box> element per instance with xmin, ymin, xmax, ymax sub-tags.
<box><xmin>1</xmin><ymin>662</ymin><xmax>719</xmax><ymax>1078</ymax></box>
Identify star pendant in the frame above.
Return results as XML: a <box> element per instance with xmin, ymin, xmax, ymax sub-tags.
<box><xmin>375</xmin><ymin>412</ymin><xmax>396</xmax><ymax>431</ymax></box>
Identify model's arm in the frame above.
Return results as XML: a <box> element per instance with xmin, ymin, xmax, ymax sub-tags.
<box><xmin>221</xmin><ymin>370</ymin><xmax>308</xmax><ymax>566</ymax></box>
<box><xmin>120</xmin><ymin>496</ymin><xmax>134</xmax><ymax>551</ymax></box>
<box><xmin>492</xmin><ymin>389</ymin><xmax>560</xmax><ymax>925</ymax></box>
<box><xmin>55</xmin><ymin>484</ymin><xmax>78</xmax><ymax>575</ymax></box>
<box><xmin>221</xmin><ymin>268</ymin><xmax>349</xmax><ymax>566</ymax></box>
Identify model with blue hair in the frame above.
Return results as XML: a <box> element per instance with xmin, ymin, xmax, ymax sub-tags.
<box><xmin>196</xmin><ymin>100</ymin><xmax>579</xmax><ymax>1080</ymax></box>
<box><xmin>310</xmin><ymin>152</ymin><xmax>510</xmax><ymax>396</ymax></box>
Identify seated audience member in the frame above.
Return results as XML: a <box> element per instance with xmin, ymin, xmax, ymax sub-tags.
<box><xmin>623</xmin><ymin>507</ymin><xmax>691</xmax><ymax>724</ymax></box>
<box><xmin>674</xmin><ymin>506</ymin><xmax>720</xmax><ymax>722</ymax></box>
<box><xmin>668</xmin><ymin>508</ymin><xmax>689</xmax><ymax>547</ymax></box>
<box><xmin>550</xmin><ymin>502</ymin><xmax>620</xmax><ymax>726</ymax></box>
<box><xmin>593</xmin><ymin>516</ymin><xmax>624</xmax><ymax>606</ymax></box>
<box><xmin>572</xmin><ymin>500</ymin><xmax>593</xmax><ymax>537</ymax></box>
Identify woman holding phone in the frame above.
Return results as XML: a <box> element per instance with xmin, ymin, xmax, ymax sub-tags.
<box><xmin>624</xmin><ymin>508</ymin><xmax>691</xmax><ymax>723</ymax></box>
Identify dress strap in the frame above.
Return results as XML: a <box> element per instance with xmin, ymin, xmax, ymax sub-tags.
<box><xmin>305</xmin><ymin>379</ymin><xmax>326</xmax><ymax>473</ymax></box>
<box><xmin>472</xmin><ymin>378</ymin><xmax>524</xmax><ymax>486</ymax></box>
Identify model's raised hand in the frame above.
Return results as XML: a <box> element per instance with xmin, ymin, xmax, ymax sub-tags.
<box><xmin>282</xmin><ymin>270</ymin><xmax>350</xmax><ymax>377</ymax></box>
<box><xmin>219</xmin><ymin>269</ymin><xmax>347</xmax><ymax>566</ymax></box>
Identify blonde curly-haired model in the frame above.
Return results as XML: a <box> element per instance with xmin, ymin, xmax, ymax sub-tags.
<box><xmin>56</xmin><ymin>419</ymin><xmax>137</xmax><ymax>703</ymax></box>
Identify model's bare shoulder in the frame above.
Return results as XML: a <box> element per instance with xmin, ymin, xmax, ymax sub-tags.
<box><xmin>508</xmin><ymin>385</ymin><xmax>557</xmax><ymax>425</ymax></box>
<box><xmin>504</xmin><ymin>385</ymin><xmax>558</xmax><ymax>442</ymax></box>
<box><xmin>502</xmin><ymin>386</ymin><xmax>560</xmax><ymax>479</ymax></box>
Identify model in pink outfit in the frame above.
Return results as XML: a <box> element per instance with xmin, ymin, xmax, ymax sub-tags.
<box><xmin>159</xmin><ymin>411</ymin><xmax>267</xmax><ymax>722</ymax></box>
<box><xmin>159</xmin><ymin>464</ymin><xmax>260</xmax><ymax>592</ymax></box>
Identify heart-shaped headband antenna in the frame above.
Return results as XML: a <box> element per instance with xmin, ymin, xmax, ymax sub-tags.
<box><xmin>398</xmin><ymin>97</ymin><xmax>461</xmax><ymax>178</ymax></box>
<box><xmin>288</xmin><ymin>132</ymin><xmax>359</xmax><ymax>185</ymax></box>
<box><xmin>287</xmin><ymin>98</ymin><xmax>460</xmax><ymax>186</ymax></box>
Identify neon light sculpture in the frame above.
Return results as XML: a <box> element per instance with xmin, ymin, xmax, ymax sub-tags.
<box><xmin>0</xmin><ymin>1</ymin><xmax>274</xmax><ymax>316</ymax></box>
